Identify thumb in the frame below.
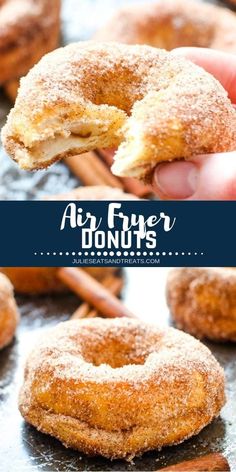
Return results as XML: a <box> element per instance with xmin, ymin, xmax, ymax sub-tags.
<box><xmin>153</xmin><ymin>153</ymin><xmax>236</xmax><ymax>200</ymax></box>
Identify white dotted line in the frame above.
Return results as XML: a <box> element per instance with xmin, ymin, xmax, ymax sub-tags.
<box><xmin>34</xmin><ymin>251</ymin><xmax>204</xmax><ymax>256</ymax></box>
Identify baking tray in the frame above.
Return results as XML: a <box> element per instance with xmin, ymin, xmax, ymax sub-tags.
<box><xmin>0</xmin><ymin>268</ymin><xmax>236</xmax><ymax>471</ymax></box>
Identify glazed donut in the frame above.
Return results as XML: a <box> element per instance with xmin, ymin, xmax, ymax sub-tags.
<box><xmin>19</xmin><ymin>318</ymin><xmax>225</xmax><ymax>459</ymax></box>
<box><xmin>0</xmin><ymin>273</ymin><xmax>19</xmax><ymax>349</ymax></box>
<box><xmin>95</xmin><ymin>0</ymin><xmax>236</xmax><ymax>54</ymax></box>
<box><xmin>0</xmin><ymin>0</ymin><xmax>60</xmax><ymax>87</ymax></box>
<box><xmin>2</xmin><ymin>42</ymin><xmax>236</xmax><ymax>182</ymax></box>
<box><xmin>166</xmin><ymin>267</ymin><xmax>236</xmax><ymax>342</ymax></box>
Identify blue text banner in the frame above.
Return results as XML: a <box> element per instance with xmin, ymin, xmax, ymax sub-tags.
<box><xmin>0</xmin><ymin>201</ymin><xmax>234</xmax><ymax>267</ymax></box>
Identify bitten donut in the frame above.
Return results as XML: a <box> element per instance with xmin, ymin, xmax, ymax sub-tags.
<box><xmin>0</xmin><ymin>273</ymin><xmax>19</xmax><ymax>349</ymax></box>
<box><xmin>19</xmin><ymin>318</ymin><xmax>225</xmax><ymax>459</ymax></box>
<box><xmin>166</xmin><ymin>268</ymin><xmax>236</xmax><ymax>342</ymax></box>
<box><xmin>2</xmin><ymin>42</ymin><xmax>236</xmax><ymax>182</ymax></box>
<box><xmin>0</xmin><ymin>0</ymin><xmax>60</xmax><ymax>88</ymax></box>
<box><xmin>95</xmin><ymin>0</ymin><xmax>236</xmax><ymax>54</ymax></box>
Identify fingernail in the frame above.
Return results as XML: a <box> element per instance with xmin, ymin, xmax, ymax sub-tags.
<box><xmin>154</xmin><ymin>161</ymin><xmax>199</xmax><ymax>199</ymax></box>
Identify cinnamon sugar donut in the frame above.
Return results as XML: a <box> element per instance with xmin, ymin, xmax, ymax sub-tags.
<box><xmin>0</xmin><ymin>0</ymin><xmax>60</xmax><ymax>87</ymax></box>
<box><xmin>166</xmin><ymin>268</ymin><xmax>236</xmax><ymax>342</ymax></box>
<box><xmin>2</xmin><ymin>42</ymin><xmax>236</xmax><ymax>182</ymax></box>
<box><xmin>0</xmin><ymin>267</ymin><xmax>117</xmax><ymax>295</ymax></box>
<box><xmin>0</xmin><ymin>268</ymin><xmax>68</xmax><ymax>295</ymax></box>
<box><xmin>0</xmin><ymin>273</ymin><xmax>19</xmax><ymax>349</ymax></box>
<box><xmin>19</xmin><ymin>318</ymin><xmax>225</xmax><ymax>459</ymax></box>
<box><xmin>95</xmin><ymin>0</ymin><xmax>236</xmax><ymax>54</ymax></box>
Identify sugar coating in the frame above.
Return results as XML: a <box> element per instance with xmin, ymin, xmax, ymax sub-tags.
<box><xmin>0</xmin><ymin>0</ymin><xmax>60</xmax><ymax>83</ymax></box>
<box><xmin>0</xmin><ymin>272</ymin><xmax>19</xmax><ymax>349</ymax></box>
<box><xmin>167</xmin><ymin>267</ymin><xmax>236</xmax><ymax>342</ymax></box>
<box><xmin>19</xmin><ymin>317</ymin><xmax>225</xmax><ymax>459</ymax></box>
<box><xmin>95</xmin><ymin>0</ymin><xmax>236</xmax><ymax>53</ymax></box>
<box><xmin>2</xmin><ymin>41</ymin><xmax>236</xmax><ymax>180</ymax></box>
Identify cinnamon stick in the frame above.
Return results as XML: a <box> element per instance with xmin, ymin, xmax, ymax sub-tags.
<box><xmin>99</xmin><ymin>148</ymin><xmax>152</xmax><ymax>197</ymax></box>
<box><xmin>65</xmin><ymin>151</ymin><xmax>123</xmax><ymax>188</ymax></box>
<box><xmin>72</xmin><ymin>302</ymin><xmax>91</xmax><ymax>319</ymax></box>
<box><xmin>71</xmin><ymin>273</ymin><xmax>124</xmax><ymax>319</ymax></box>
<box><xmin>86</xmin><ymin>309</ymin><xmax>98</xmax><ymax>318</ymax></box>
<box><xmin>58</xmin><ymin>267</ymin><xmax>136</xmax><ymax>319</ymax></box>
<box><xmin>103</xmin><ymin>273</ymin><xmax>124</xmax><ymax>295</ymax></box>
<box><xmin>158</xmin><ymin>453</ymin><xmax>230</xmax><ymax>471</ymax></box>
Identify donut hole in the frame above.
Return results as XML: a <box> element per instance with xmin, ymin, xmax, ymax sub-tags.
<box><xmin>81</xmin><ymin>329</ymin><xmax>157</xmax><ymax>368</ymax></box>
<box><xmin>83</xmin><ymin>341</ymin><xmax>147</xmax><ymax>368</ymax></box>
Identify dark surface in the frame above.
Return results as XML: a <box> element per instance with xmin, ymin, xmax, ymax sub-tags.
<box><xmin>0</xmin><ymin>0</ymin><xmax>236</xmax><ymax>470</ymax></box>
<box><xmin>0</xmin><ymin>268</ymin><xmax>236</xmax><ymax>471</ymax></box>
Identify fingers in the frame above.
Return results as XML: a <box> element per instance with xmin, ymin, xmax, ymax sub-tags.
<box><xmin>171</xmin><ymin>47</ymin><xmax>236</xmax><ymax>103</ymax></box>
<box><xmin>153</xmin><ymin>161</ymin><xmax>198</xmax><ymax>199</ymax></box>
<box><xmin>153</xmin><ymin>48</ymin><xmax>236</xmax><ymax>200</ymax></box>
<box><xmin>153</xmin><ymin>153</ymin><xmax>236</xmax><ymax>200</ymax></box>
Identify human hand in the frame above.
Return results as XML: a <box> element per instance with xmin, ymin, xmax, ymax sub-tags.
<box><xmin>153</xmin><ymin>48</ymin><xmax>236</xmax><ymax>200</ymax></box>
